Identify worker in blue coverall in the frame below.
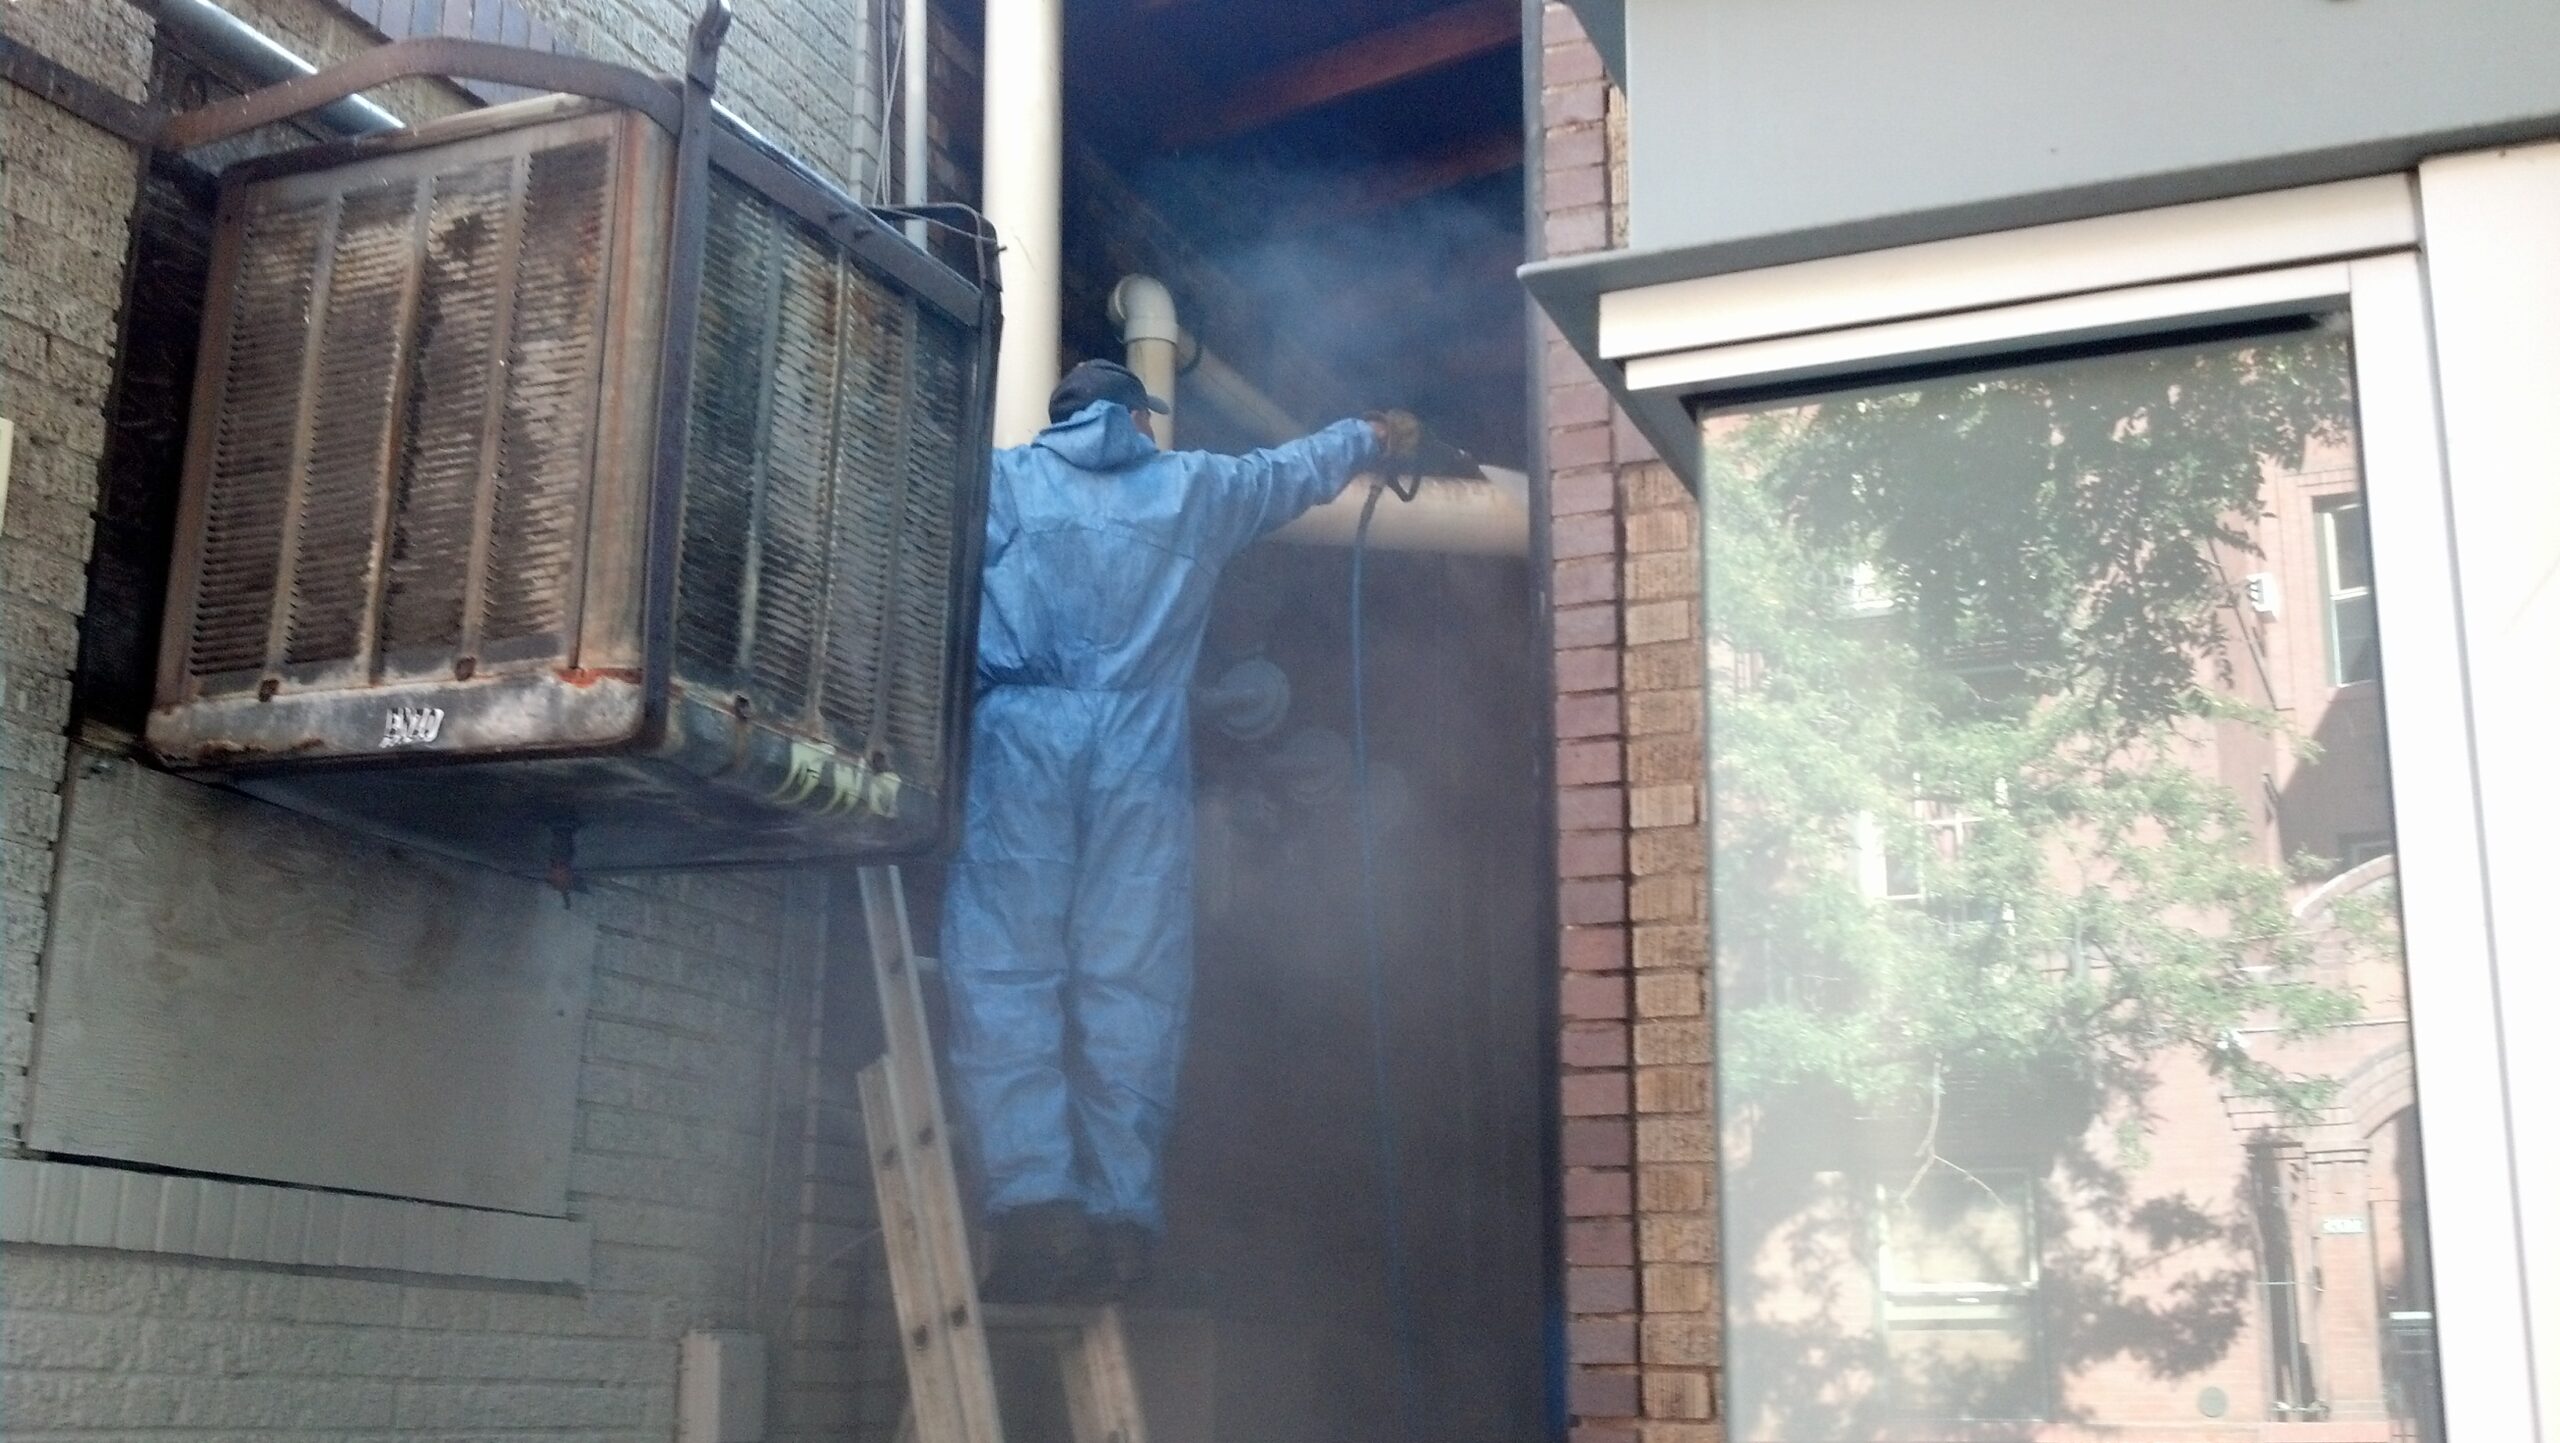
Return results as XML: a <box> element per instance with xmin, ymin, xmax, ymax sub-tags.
<box><xmin>941</xmin><ymin>357</ymin><xmax>1418</xmax><ymax>1302</ymax></box>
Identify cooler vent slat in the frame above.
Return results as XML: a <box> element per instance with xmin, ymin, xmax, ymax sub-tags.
<box><xmin>746</xmin><ymin>225</ymin><xmax>844</xmax><ymax>719</ymax></box>
<box><xmin>818</xmin><ymin>267</ymin><xmax>907</xmax><ymax>741</ymax></box>
<box><xmin>886</xmin><ymin>309</ymin><xmax>971</xmax><ymax>775</ymax></box>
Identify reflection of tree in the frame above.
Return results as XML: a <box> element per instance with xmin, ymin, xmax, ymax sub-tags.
<box><xmin>1713</xmin><ymin>332</ymin><xmax>2368</xmax><ymax>1138</ymax></box>
<box><xmin>1709</xmin><ymin>333</ymin><xmax>2379</xmax><ymax>1436</ymax></box>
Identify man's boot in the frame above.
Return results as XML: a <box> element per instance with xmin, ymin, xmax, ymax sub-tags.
<box><xmin>980</xmin><ymin>1200</ymin><xmax>1087</xmax><ymax>1305</ymax></box>
<box><xmin>1091</xmin><ymin>1219</ymin><xmax>1156</xmax><ymax>1302</ymax></box>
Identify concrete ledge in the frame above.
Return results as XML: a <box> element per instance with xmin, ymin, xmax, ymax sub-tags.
<box><xmin>0</xmin><ymin>1158</ymin><xmax>591</xmax><ymax>1285</ymax></box>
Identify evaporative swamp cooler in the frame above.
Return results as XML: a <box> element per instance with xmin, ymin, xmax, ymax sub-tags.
<box><xmin>145</xmin><ymin>78</ymin><xmax>998</xmax><ymax>874</ymax></box>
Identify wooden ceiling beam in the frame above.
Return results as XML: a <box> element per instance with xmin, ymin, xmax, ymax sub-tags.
<box><xmin>1164</xmin><ymin>0</ymin><xmax>1518</xmax><ymax>149</ymax></box>
<box><xmin>1280</xmin><ymin>129</ymin><xmax>1524</xmax><ymax>227</ymax></box>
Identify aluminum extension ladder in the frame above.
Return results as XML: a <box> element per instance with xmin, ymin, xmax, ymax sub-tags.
<box><xmin>854</xmin><ymin>867</ymin><xmax>1149</xmax><ymax>1443</ymax></box>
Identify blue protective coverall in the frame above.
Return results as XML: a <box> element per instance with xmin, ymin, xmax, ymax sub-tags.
<box><xmin>941</xmin><ymin>400</ymin><xmax>1381</xmax><ymax>1230</ymax></box>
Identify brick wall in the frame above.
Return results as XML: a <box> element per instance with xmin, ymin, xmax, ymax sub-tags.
<box><xmin>1539</xmin><ymin>6</ymin><xmax>1719</xmax><ymax>1440</ymax></box>
<box><xmin>0</xmin><ymin>1</ymin><xmax>904</xmax><ymax>1435</ymax></box>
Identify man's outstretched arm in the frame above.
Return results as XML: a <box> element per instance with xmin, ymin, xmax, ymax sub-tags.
<box><xmin>1192</xmin><ymin>411</ymin><xmax>1416</xmax><ymax>558</ymax></box>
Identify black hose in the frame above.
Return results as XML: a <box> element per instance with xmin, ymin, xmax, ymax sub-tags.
<box><xmin>1351</xmin><ymin>476</ymin><xmax>1425</xmax><ymax>1440</ymax></box>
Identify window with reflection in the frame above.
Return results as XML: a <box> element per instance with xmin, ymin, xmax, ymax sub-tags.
<box><xmin>1703</xmin><ymin>323</ymin><xmax>2443</xmax><ymax>1441</ymax></box>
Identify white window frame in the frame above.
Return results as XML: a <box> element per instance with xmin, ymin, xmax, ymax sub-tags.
<box><xmin>1873</xmin><ymin>1166</ymin><xmax>2046</xmax><ymax>1421</ymax></box>
<box><xmin>1633</xmin><ymin>173</ymin><xmax>2542</xmax><ymax>1437</ymax></box>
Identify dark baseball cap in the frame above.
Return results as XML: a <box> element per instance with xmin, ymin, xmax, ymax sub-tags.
<box><xmin>1048</xmin><ymin>358</ymin><xmax>1171</xmax><ymax>423</ymax></box>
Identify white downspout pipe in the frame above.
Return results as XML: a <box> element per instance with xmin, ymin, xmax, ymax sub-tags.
<box><xmin>900</xmin><ymin>0</ymin><xmax>929</xmax><ymax>246</ymax></box>
<box><xmin>1110</xmin><ymin>275</ymin><xmax>1181</xmax><ymax>447</ymax></box>
<box><xmin>983</xmin><ymin>0</ymin><xmax>1064</xmax><ymax>447</ymax></box>
<box><xmin>1186</xmin><ymin>347</ymin><xmax>1302</xmax><ymax>443</ymax></box>
<box><xmin>1180</xmin><ymin>344</ymin><xmax>1529</xmax><ymax>556</ymax></box>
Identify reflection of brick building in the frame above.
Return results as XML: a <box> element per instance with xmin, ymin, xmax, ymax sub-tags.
<box><xmin>1722</xmin><ymin>430</ymin><xmax>2436</xmax><ymax>1442</ymax></box>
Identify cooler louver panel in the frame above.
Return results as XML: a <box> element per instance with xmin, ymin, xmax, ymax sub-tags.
<box><xmin>188</xmin><ymin>198</ymin><xmax>325</xmax><ymax>683</ymax></box>
<box><xmin>284</xmin><ymin>183</ymin><xmax>413</xmax><ymax>669</ymax></box>
<box><xmin>381</xmin><ymin>161</ymin><xmax>510</xmax><ymax>661</ymax></box>
<box><xmin>152</xmin><ymin>97</ymin><xmax>995</xmax><ymax>875</ymax></box>
<box><xmin>675</xmin><ymin>172</ymin><xmax>970</xmax><ymax>786</ymax></box>
<box><xmin>175</xmin><ymin>135</ymin><xmax>618</xmax><ymax>692</ymax></box>
<box><xmin>885</xmin><ymin>309</ymin><xmax>970</xmax><ymax>776</ymax></box>
<box><xmin>483</xmin><ymin>141</ymin><xmax>614</xmax><ymax>656</ymax></box>
<box><xmin>672</xmin><ymin>173</ymin><xmax>771</xmax><ymax>688</ymax></box>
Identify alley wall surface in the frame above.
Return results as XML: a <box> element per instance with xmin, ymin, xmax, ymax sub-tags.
<box><xmin>1538</xmin><ymin>6</ymin><xmax>1719</xmax><ymax>1439</ymax></box>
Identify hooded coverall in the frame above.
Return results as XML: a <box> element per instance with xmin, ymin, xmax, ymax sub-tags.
<box><xmin>941</xmin><ymin>399</ymin><xmax>1382</xmax><ymax>1230</ymax></box>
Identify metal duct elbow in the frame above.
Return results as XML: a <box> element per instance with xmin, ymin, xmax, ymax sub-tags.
<box><xmin>1110</xmin><ymin>275</ymin><xmax>1180</xmax><ymax>445</ymax></box>
<box><xmin>1109</xmin><ymin>274</ymin><xmax>1180</xmax><ymax>347</ymax></box>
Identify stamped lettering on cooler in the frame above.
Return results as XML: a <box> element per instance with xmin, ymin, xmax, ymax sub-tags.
<box><xmin>381</xmin><ymin>704</ymin><xmax>447</xmax><ymax>749</ymax></box>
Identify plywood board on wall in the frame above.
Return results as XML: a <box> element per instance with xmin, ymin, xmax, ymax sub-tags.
<box><xmin>28</xmin><ymin>751</ymin><xmax>594</xmax><ymax>1216</ymax></box>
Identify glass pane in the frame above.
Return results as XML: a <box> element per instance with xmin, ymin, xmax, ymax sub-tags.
<box><xmin>2328</xmin><ymin>500</ymin><xmax>2376</xmax><ymax>593</ymax></box>
<box><xmin>1703</xmin><ymin>323</ymin><xmax>2445</xmax><ymax>1442</ymax></box>
<box><xmin>2334</xmin><ymin>591</ymin><xmax>2382</xmax><ymax>687</ymax></box>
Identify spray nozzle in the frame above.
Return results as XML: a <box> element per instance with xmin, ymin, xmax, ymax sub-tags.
<box><xmin>1369</xmin><ymin>419</ymin><xmax>1485</xmax><ymax>502</ymax></box>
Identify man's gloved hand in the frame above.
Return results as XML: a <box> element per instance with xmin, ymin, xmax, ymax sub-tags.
<box><xmin>1364</xmin><ymin>409</ymin><xmax>1421</xmax><ymax>460</ymax></box>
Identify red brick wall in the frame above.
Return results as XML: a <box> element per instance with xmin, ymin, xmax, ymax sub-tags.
<box><xmin>1539</xmin><ymin>6</ymin><xmax>1718</xmax><ymax>1439</ymax></box>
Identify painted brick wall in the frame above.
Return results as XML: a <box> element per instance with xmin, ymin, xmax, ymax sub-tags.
<box><xmin>0</xmin><ymin>1</ymin><xmax>903</xmax><ymax>1435</ymax></box>
<box><xmin>1</xmin><ymin>869</ymin><xmax>833</xmax><ymax>1437</ymax></box>
<box><xmin>513</xmin><ymin>0</ymin><xmax>881</xmax><ymax>190</ymax></box>
<box><xmin>1539</xmin><ymin>6</ymin><xmax>1719</xmax><ymax>1440</ymax></box>
<box><xmin>0</xmin><ymin>0</ymin><xmax>154</xmax><ymax>1146</ymax></box>
<box><xmin>0</xmin><ymin>0</ymin><xmax>483</xmax><ymax>1157</ymax></box>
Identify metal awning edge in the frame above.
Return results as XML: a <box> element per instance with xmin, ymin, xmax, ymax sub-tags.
<box><xmin>1519</xmin><ymin>248</ymin><xmax>1703</xmax><ymax>489</ymax></box>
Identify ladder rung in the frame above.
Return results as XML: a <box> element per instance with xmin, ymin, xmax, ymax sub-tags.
<box><xmin>981</xmin><ymin>1302</ymin><xmax>1120</xmax><ymax>1334</ymax></box>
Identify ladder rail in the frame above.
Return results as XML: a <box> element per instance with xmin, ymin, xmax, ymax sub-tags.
<box><xmin>858</xmin><ymin>866</ymin><xmax>1005</xmax><ymax>1443</ymax></box>
<box><xmin>855</xmin><ymin>865</ymin><xmax>1149</xmax><ymax>1443</ymax></box>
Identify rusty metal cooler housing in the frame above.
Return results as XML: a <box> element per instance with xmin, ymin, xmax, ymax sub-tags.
<box><xmin>147</xmin><ymin>71</ymin><xmax>998</xmax><ymax>875</ymax></box>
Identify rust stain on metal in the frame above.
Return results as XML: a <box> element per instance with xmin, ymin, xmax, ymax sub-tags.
<box><xmin>184</xmin><ymin>736</ymin><xmax>332</xmax><ymax>763</ymax></box>
<box><xmin>553</xmin><ymin>666</ymin><xmax>645</xmax><ymax>688</ymax></box>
